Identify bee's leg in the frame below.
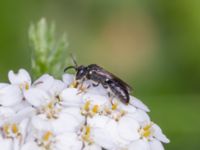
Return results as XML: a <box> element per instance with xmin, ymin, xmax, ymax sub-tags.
<box><xmin>77</xmin><ymin>79</ymin><xmax>86</xmax><ymax>94</ymax></box>
<box><xmin>108</xmin><ymin>92</ymin><xmax>111</xmax><ymax>97</ymax></box>
<box><xmin>86</xmin><ymin>84</ymin><xmax>91</xmax><ymax>89</ymax></box>
<box><xmin>108</xmin><ymin>92</ymin><xmax>114</xmax><ymax>105</ymax></box>
<box><xmin>102</xmin><ymin>83</ymin><xmax>108</xmax><ymax>89</ymax></box>
<box><xmin>77</xmin><ymin>78</ymin><xmax>91</xmax><ymax>94</ymax></box>
<box><xmin>92</xmin><ymin>82</ymin><xmax>100</xmax><ymax>87</ymax></box>
<box><xmin>77</xmin><ymin>81</ymin><xmax>82</xmax><ymax>89</ymax></box>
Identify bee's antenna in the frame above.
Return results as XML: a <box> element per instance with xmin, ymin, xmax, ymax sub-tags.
<box><xmin>64</xmin><ymin>54</ymin><xmax>78</xmax><ymax>72</ymax></box>
<box><xmin>70</xmin><ymin>54</ymin><xmax>78</xmax><ymax>68</ymax></box>
<box><xmin>64</xmin><ymin>66</ymin><xmax>77</xmax><ymax>72</ymax></box>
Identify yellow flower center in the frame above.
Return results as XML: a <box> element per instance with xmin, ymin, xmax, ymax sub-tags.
<box><xmin>81</xmin><ymin>101</ymin><xmax>100</xmax><ymax>117</ymax></box>
<box><xmin>35</xmin><ymin>131</ymin><xmax>55</xmax><ymax>150</ymax></box>
<box><xmin>140</xmin><ymin>123</ymin><xmax>153</xmax><ymax>139</ymax></box>
<box><xmin>2</xmin><ymin>123</ymin><xmax>20</xmax><ymax>138</ymax></box>
<box><xmin>3</xmin><ymin>124</ymin><xmax>9</xmax><ymax>135</ymax></box>
<box><xmin>19</xmin><ymin>82</ymin><xmax>30</xmax><ymax>90</ymax></box>
<box><xmin>25</xmin><ymin>82</ymin><xmax>30</xmax><ymax>90</ymax></box>
<box><xmin>81</xmin><ymin>125</ymin><xmax>93</xmax><ymax>144</ymax></box>
<box><xmin>69</xmin><ymin>80</ymin><xmax>79</xmax><ymax>88</ymax></box>
<box><xmin>12</xmin><ymin>123</ymin><xmax>19</xmax><ymax>134</ymax></box>
<box><xmin>112</xmin><ymin>103</ymin><xmax>118</xmax><ymax>110</ymax></box>
<box><xmin>92</xmin><ymin>105</ymin><xmax>99</xmax><ymax>113</ymax></box>
<box><xmin>84</xmin><ymin>101</ymin><xmax>91</xmax><ymax>112</ymax></box>
<box><xmin>103</xmin><ymin>104</ymin><xmax>126</xmax><ymax>121</ymax></box>
<box><xmin>43</xmin><ymin>131</ymin><xmax>53</xmax><ymax>142</ymax></box>
<box><xmin>42</xmin><ymin>101</ymin><xmax>61</xmax><ymax>119</ymax></box>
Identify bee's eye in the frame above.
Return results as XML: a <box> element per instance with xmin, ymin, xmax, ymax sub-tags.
<box><xmin>80</xmin><ymin>70</ymin><xmax>84</xmax><ymax>74</ymax></box>
<box><xmin>105</xmin><ymin>78</ymin><xmax>111</xmax><ymax>83</ymax></box>
<box><xmin>77</xmin><ymin>69</ymin><xmax>86</xmax><ymax>77</ymax></box>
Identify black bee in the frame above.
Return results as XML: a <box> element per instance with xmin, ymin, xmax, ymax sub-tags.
<box><xmin>64</xmin><ymin>60</ymin><xmax>132</xmax><ymax>104</ymax></box>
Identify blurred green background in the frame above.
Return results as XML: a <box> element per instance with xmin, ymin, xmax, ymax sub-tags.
<box><xmin>0</xmin><ymin>0</ymin><xmax>200</xmax><ymax>149</ymax></box>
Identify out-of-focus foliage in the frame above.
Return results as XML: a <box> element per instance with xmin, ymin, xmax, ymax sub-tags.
<box><xmin>29</xmin><ymin>18</ymin><xmax>68</xmax><ymax>79</ymax></box>
<box><xmin>0</xmin><ymin>0</ymin><xmax>199</xmax><ymax>149</ymax></box>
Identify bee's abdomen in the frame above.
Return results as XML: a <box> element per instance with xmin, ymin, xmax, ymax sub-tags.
<box><xmin>108</xmin><ymin>80</ymin><xmax>129</xmax><ymax>104</ymax></box>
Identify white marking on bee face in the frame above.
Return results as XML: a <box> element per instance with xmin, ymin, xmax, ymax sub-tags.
<box><xmin>89</xmin><ymin>71</ymin><xmax>92</xmax><ymax>75</ymax></box>
<box><xmin>106</xmin><ymin>78</ymin><xmax>109</xmax><ymax>82</ymax></box>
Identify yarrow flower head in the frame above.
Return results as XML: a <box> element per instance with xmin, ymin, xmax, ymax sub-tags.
<box><xmin>0</xmin><ymin>68</ymin><xmax>169</xmax><ymax>150</ymax></box>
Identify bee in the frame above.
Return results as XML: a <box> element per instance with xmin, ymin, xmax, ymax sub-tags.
<box><xmin>64</xmin><ymin>59</ymin><xmax>132</xmax><ymax>104</ymax></box>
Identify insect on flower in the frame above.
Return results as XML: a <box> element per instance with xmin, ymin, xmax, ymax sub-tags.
<box><xmin>64</xmin><ymin>56</ymin><xmax>132</xmax><ymax>104</ymax></box>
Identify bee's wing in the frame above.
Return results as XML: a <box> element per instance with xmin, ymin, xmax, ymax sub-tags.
<box><xmin>108</xmin><ymin>72</ymin><xmax>133</xmax><ymax>93</ymax></box>
<box><xmin>90</xmin><ymin>64</ymin><xmax>133</xmax><ymax>93</ymax></box>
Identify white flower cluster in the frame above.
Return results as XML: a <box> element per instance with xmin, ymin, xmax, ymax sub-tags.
<box><xmin>0</xmin><ymin>69</ymin><xmax>169</xmax><ymax>150</ymax></box>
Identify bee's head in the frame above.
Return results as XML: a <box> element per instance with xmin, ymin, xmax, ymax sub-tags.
<box><xmin>64</xmin><ymin>55</ymin><xmax>88</xmax><ymax>81</ymax></box>
<box><xmin>64</xmin><ymin>65</ymin><xmax>88</xmax><ymax>81</ymax></box>
<box><xmin>76</xmin><ymin>65</ymin><xmax>88</xmax><ymax>80</ymax></box>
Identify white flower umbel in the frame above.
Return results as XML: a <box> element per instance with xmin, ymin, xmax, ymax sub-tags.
<box><xmin>0</xmin><ymin>69</ymin><xmax>169</xmax><ymax>150</ymax></box>
<box><xmin>0</xmin><ymin>106</ymin><xmax>35</xmax><ymax>150</ymax></box>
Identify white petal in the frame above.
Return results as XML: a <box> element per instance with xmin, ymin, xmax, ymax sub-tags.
<box><xmin>55</xmin><ymin>132</ymin><xmax>82</xmax><ymax>150</ymax></box>
<box><xmin>24</xmin><ymin>88</ymin><xmax>50</xmax><ymax>107</ymax></box>
<box><xmin>149</xmin><ymin>140</ymin><xmax>164</xmax><ymax>150</ymax></box>
<box><xmin>0</xmin><ymin>137</ymin><xmax>13</xmax><ymax>150</ymax></box>
<box><xmin>8</xmin><ymin>69</ymin><xmax>31</xmax><ymax>86</ymax></box>
<box><xmin>0</xmin><ymin>85</ymin><xmax>22</xmax><ymax>106</ymax></box>
<box><xmin>31</xmin><ymin>115</ymin><xmax>53</xmax><ymax>131</ymax></box>
<box><xmin>62</xmin><ymin>73</ymin><xmax>75</xmax><ymax>86</ymax></box>
<box><xmin>83</xmin><ymin>144</ymin><xmax>102</xmax><ymax>150</ymax></box>
<box><xmin>0</xmin><ymin>108</ymin><xmax>33</xmax><ymax>126</ymax></box>
<box><xmin>48</xmin><ymin>79</ymin><xmax>65</xmax><ymax>96</ymax></box>
<box><xmin>0</xmin><ymin>83</ymin><xmax>9</xmax><ymax>88</ymax></box>
<box><xmin>1</xmin><ymin>107</ymin><xmax>35</xmax><ymax>127</ymax></box>
<box><xmin>88</xmin><ymin>116</ymin><xmax>118</xmax><ymax>149</ymax></box>
<box><xmin>33</xmin><ymin>74</ymin><xmax>54</xmax><ymax>91</ymax></box>
<box><xmin>152</xmin><ymin>124</ymin><xmax>170</xmax><ymax>143</ymax></box>
<box><xmin>128</xmin><ymin>109</ymin><xmax>150</xmax><ymax>124</ymax></box>
<box><xmin>52</xmin><ymin>112</ymin><xmax>82</xmax><ymax>134</ymax></box>
<box><xmin>13</xmin><ymin>138</ymin><xmax>20</xmax><ymax>150</ymax></box>
<box><xmin>59</xmin><ymin>88</ymin><xmax>83</xmax><ymax>106</ymax></box>
<box><xmin>118</xmin><ymin>116</ymin><xmax>140</xmax><ymax>141</ymax></box>
<box><xmin>128</xmin><ymin>140</ymin><xmax>150</xmax><ymax>150</ymax></box>
<box><xmin>105</xmin><ymin>119</ymin><xmax>129</xmax><ymax>147</ymax></box>
<box><xmin>92</xmin><ymin>128</ymin><xmax>117</xmax><ymax>150</ymax></box>
<box><xmin>0</xmin><ymin>107</ymin><xmax>15</xmax><ymax>117</ymax></box>
<box><xmin>129</xmin><ymin>96</ymin><xmax>150</xmax><ymax>112</ymax></box>
<box><xmin>19</xmin><ymin>119</ymin><xmax>30</xmax><ymax>143</ymax></box>
<box><xmin>0</xmin><ymin>107</ymin><xmax>15</xmax><ymax>126</ymax></box>
<box><xmin>118</xmin><ymin>102</ymin><xmax>136</xmax><ymax>113</ymax></box>
<box><xmin>83</xmin><ymin>93</ymin><xmax>108</xmax><ymax>106</ymax></box>
<box><xmin>11</xmin><ymin>101</ymin><xmax>31</xmax><ymax>112</ymax></box>
<box><xmin>13</xmin><ymin>107</ymin><xmax>36</xmax><ymax>122</ymax></box>
<box><xmin>88</xmin><ymin>115</ymin><xmax>110</xmax><ymax>128</ymax></box>
<box><xmin>62</xmin><ymin>108</ymin><xmax>85</xmax><ymax>124</ymax></box>
<box><xmin>21</xmin><ymin>142</ymin><xmax>41</xmax><ymax>150</ymax></box>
